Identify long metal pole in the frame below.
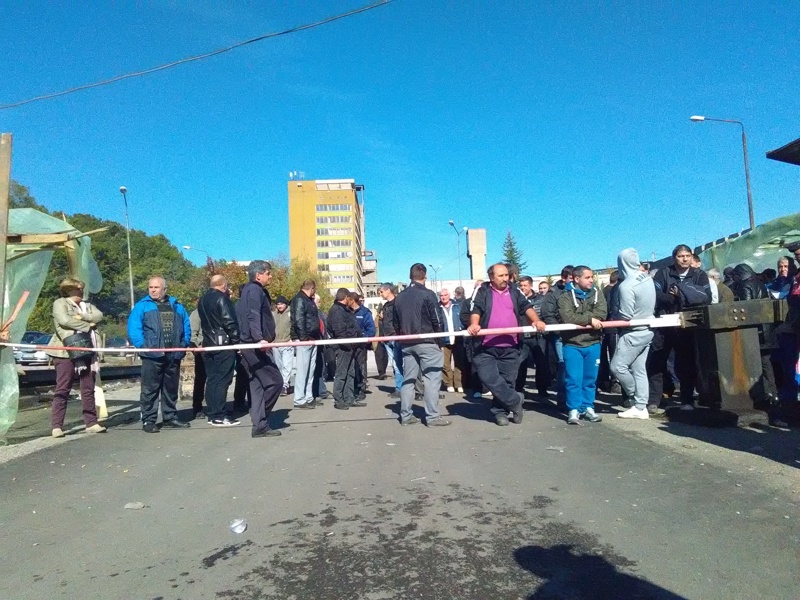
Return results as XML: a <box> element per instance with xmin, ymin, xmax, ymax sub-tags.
<box><xmin>456</xmin><ymin>235</ymin><xmax>462</xmax><ymax>287</ymax></box>
<box><xmin>0</xmin><ymin>134</ymin><xmax>11</xmax><ymax>328</ymax></box>
<box><xmin>741</xmin><ymin>127</ymin><xmax>755</xmax><ymax>230</ymax></box>
<box><xmin>122</xmin><ymin>191</ymin><xmax>134</xmax><ymax>310</ymax></box>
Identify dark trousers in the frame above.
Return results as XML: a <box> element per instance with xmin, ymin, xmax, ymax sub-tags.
<box><xmin>354</xmin><ymin>346</ymin><xmax>368</xmax><ymax>398</ymax></box>
<box><xmin>312</xmin><ymin>345</ymin><xmax>327</xmax><ymax>398</ymax></box>
<box><xmin>241</xmin><ymin>349</ymin><xmax>281</xmax><ymax>434</ymax></box>
<box><xmin>515</xmin><ymin>336</ymin><xmax>550</xmax><ymax>394</ymax></box>
<box><xmin>204</xmin><ymin>350</ymin><xmax>236</xmax><ymax>421</ymax></box>
<box><xmin>375</xmin><ymin>341</ymin><xmax>388</xmax><ymax>376</ymax></box>
<box><xmin>596</xmin><ymin>332</ymin><xmax>618</xmax><ymax>389</ymax></box>
<box><xmin>192</xmin><ymin>351</ymin><xmax>206</xmax><ymax>412</ymax></box>
<box><xmin>334</xmin><ymin>348</ymin><xmax>356</xmax><ymax>405</ymax></box>
<box><xmin>647</xmin><ymin>329</ymin><xmax>698</xmax><ymax>405</ymax></box>
<box><xmin>51</xmin><ymin>357</ymin><xmax>98</xmax><ymax>429</ymax></box>
<box><xmin>233</xmin><ymin>353</ymin><xmax>250</xmax><ymax>408</ymax></box>
<box><xmin>777</xmin><ymin>333</ymin><xmax>799</xmax><ymax>403</ymax></box>
<box><xmin>140</xmin><ymin>358</ymin><xmax>180</xmax><ymax>424</ymax></box>
<box><xmin>473</xmin><ymin>346</ymin><xmax>522</xmax><ymax>416</ymax></box>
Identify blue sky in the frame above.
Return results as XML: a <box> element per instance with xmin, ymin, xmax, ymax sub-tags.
<box><xmin>3</xmin><ymin>0</ymin><xmax>799</xmax><ymax>282</ymax></box>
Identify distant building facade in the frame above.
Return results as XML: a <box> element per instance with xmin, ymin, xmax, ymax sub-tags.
<box><xmin>288</xmin><ymin>178</ymin><xmax>370</xmax><ymax>296</ymax></box>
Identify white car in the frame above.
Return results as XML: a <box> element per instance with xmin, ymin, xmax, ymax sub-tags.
<box><xmin>14</xmin><ymin>334</ymin><xmax>53</xmax><ymax>365</ymax></box>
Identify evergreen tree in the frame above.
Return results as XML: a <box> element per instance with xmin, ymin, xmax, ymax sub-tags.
<box><xmin>502</xmin><ymin>230</ymin><xmax>527</xmax><ymax>273</ymax></box>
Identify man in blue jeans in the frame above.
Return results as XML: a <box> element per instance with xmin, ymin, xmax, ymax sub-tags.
<box><xmin>378</xmin><ymin>283</ymin><xmax>403</xmax><ymax>398</ymax></box>
<box><xmin>290</xmin><ymin>280</ymin><xmax>322</xmax><ymax>409</ymax></box>
<box><xmin>557</xmin><ymin>266</ymin><xmax>608</xmax><ymax>425</ymax></box>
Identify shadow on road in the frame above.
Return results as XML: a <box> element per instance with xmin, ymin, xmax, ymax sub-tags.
<box><xmin>656</xmin><ymin>419</ymin><xmax>800</xmax><ymax>470</ymax></box>
<box><xmin>514</xmin><ymin>544</ymin><xmax>689</xmax><ymax>600</ymax></box>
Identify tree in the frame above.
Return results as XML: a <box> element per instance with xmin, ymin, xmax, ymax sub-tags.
<box><xmin>502</xmin><ymin>230</ymin><xmax>528</xmax><ymax>273</ymax></box>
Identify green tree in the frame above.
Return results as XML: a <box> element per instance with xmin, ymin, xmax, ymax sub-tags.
<box><xmin>502</xmin><ymin>230</ymin><xmax>528</xmax><ymax>273</ymax></box>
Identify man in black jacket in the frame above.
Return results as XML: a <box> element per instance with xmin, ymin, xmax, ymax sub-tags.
<box><xmin>647</xmin><ymin>244</ymin><xmax>712</xmax><ymax>411</ymax></box>
<box><xmin>539</xmin><ymin>266</ymin><xmax>573</xmax><ymax>405</ymax></box>
<box><xmin>327</xmin><ymin>288</ymin><xmax>365</xmax><ymax>410</ymax></box>
<box><xmin>468</xmin><ymin>264</ymin><xmax>546</xmax><ymax>426</ymax></box>
<box><xmin>235</xmin><ymin>260</ymin><xmax>282</xmax><ymax>438</ymax></box>
<box><xmin>198</xmin><ymin>274</ymin><xmax>241</xmax><ymax>427</ymax></box>
<box><xmin>379</xmin><ymin>283</ymin><xmax>403</xmax><ymax>398</ymax></box>
<box><xmin>393</xmin><ymin>263</ymin><xmax>449</xmax><ymax>427</ymax></box>
<box><xmin>290</xmin><ymin>279</ymin><xmax>321</xmax><ymax>408</ymax></box>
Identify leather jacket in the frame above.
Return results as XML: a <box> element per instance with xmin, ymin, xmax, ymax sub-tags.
<box><xmin>290</xmin><ymin>291</ymin><xmax>321</xmax><ymax>340</ymax></box>
<box><xmin>198</xmin><ymin>288</ymin><xmax>240</xmax><ymax>347</ymax></box>
<box><xmin>730</xmin><ymin>264</ymin><xmax>768</xmax><ymax>301</ymax></box>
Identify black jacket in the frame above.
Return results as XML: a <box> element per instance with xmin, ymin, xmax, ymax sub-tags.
<box><xmin>198</xmin><ymin>288</ymin><xmax>240</xmax><ymax>347</ymax></box>
<box><xmin>730</xmin><ymin>264</ymin><xmax>769</xmax><ymax>301</ymax></box>
<box><xmin>235</xmin><ymin>282</ymin><xmax>276</xmax><ymax>343</ymax></box>
<box><xmin>392</xmin><ymin>282</ymin><xmax>442</xmax><ymax>345</ymax></box>
<box><xmin>470</xmin><ymin>282</ymin><xmax>533</xmax><ymax>329</ymax></box>
<box><xmin>327</xmin><ymin>301</ymin><xmax>362</xmax><ymax>349</ymax></box>
<box><xmin>290</xmin><ymin>291</ymin><xmax>321</xmax><ymax>341</ymax></box>
<box><xmin>539</xmin><ymin>281</ymin><xmax>569</xmax><ymax>325</ymax></box>
<box><xmin>379</xmin><ymin>298</ymin><xmax>397</xmax><ymax>336</ymax></box>
<box><xmin>653</xmin><ymin>265</ymin><xmax>712</xmax><ymax>315</ymax></box>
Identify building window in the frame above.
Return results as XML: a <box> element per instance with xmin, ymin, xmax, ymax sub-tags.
<box><xmin>316</xmin><ymin>215</ymin><xmax>352</xmax><ymax>224</ymax></box>
<box><xmin>331</xmin><ymin>275</ymin><xmax>354</xmax><ymax>283</ymax></box>
<box><xmin>317</xmin><ymin>239</ymin><xmax>352</xmax><ymax>248</ymax></box>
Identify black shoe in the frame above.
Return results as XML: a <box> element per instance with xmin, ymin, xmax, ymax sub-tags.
<box><xmin>143</xmin><ymin>422</ymin><xmax>160</xmax><ymax>433</ymax></box>
<box><xmin>252</xmin><ymin>429</ymin><xmax>282</xmax><ymax>438</ymax></box>
<box><xmin>350</xmin><ymin>401</ymin><xmax>367</xmax><ymax>408</ymax></box>
<box><xmin>161</xmin><ymin>419</ymin><xmax>190</xmax><ymax>428</ymax></box>
<box><xmin>378</xmin><ymin>374</ymin><xmax>387</xmax><ymax>380</ymax></box>
<box><xmin>511</xmin><ymin>392</ymin><xmax>524</xmax><ymax>424</ymax></box>
<box><xmin>193</xmin><ymin>410</ymin><xmax>206</xmax><ymax>420</ymax></box>
<box><xmin>334</xmin><ymin>403</ymin><xmax>350</xmax><ymax>410</ymax></box>
<box><xmin>389</xmin><ymin>390</ymin><xmax>401</xmax><ymax>399</ymax></box>
<box><xmin>495</xmin><ymin>415</ymin><xmax>510</xmax><ymax>426</ymax></box>
<box><xmin>293</xmin><ymin>402</ymin><xmax>315</xmax><ymax>409</ymax></box>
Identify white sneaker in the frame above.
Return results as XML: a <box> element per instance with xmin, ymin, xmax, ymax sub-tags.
<box><xmin>618</xmin><ymin>406</ymin><xmax>649</xmax><ymax>420</ymax></box>
<box><xmin>446</xmin><ymin>386</ymin><xmax>455</xmax><ymax>393</ymax></box>
<box><xmin>457</xmin><ymin>387</ymin><xmax>464</xmax><ymax>393</ymax></box>
<box><xmin>567</xmin><ymin>409</ymin><xmax>580</xmax><ymax>425</ymax></box>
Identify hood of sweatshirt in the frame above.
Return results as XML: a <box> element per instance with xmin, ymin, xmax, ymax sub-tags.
<box><xmin>617</xmin><ymin>247</ymin><xmax>641</xmax><ymax>281</ymax></box>
<box><xmin>732</xmin><ymin>263</ymin><xmax>757</xmax><ymax>282</ymax></box>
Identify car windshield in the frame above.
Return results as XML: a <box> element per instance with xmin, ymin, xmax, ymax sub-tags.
<box><xmin>33</xmin><ymin>334</ymin><xmax>52</xmax><ymax>345</ymax></box>
<box><xmin>21</xmin><ymin>331</ymin><xmax>45</xmax><ymax>343</ymax></box>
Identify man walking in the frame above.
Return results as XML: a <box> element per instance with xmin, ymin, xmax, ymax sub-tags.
<box><xmin>379</xmin><ymin>283</ymin><xmax>403</xmax><ymax>399</ymax></box>
<box><xmin>328</xmin><ymin>288</ymin><xmax>365</xmax><ymax>410</ymax></box>
<box><xmin>197</xmin><ymin>274</ymin><xmax>241</xmax><ymax>426</ymax></box>
<box><xmin>272</xmin><ymin>296</ymin><xmax>294</xmax><ymax>396</ymax></box>
<box><xmin>128</xmin><ymin>276</ymin><xmax>192</xmax><ymax>433</ymax></box>
<box><xmin>353</xmin><ymin>293</ymin><xmax>375</xmax><ymax>401</ymax></box>
<box><xmin>468</xmin><ymin>264</ymin><xmax>546</xmax><ymax>426</ymax></box>
<box><xmin>437</xmin><ymin>288</ymin><xmax>464</xmax><ymax>393</ymax></box>
<box><xmin>393</xmin><ymin>263</ymin><xmax>450</xmax><ymax>426</ymax></box>
<box><xmin>290</xmin><ymin>279</ymin><xmax>322</xmax><ymax>409</ymax></box>
<box><xmin>610</xmin><ymin>249</ymin><xmax>656</xmax><ymax>420</ymax></box>
<box><xmin>558</xmin><ymin>266</ymin><xmax>607</xmax><ymax>425</ymax></box>
<box><xmin>236</xmin><ymin>261</ymin><xmax>282</xmax><ymax>438</ymax></box>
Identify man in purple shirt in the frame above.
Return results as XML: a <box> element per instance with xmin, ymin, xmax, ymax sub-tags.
<box><xmin>468</xmin><ymin>263</ymin><xmax>546</xmax><ymax>426</ymax></box>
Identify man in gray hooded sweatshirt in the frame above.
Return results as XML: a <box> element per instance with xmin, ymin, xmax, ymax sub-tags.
<box><xmin>610</xmin><ymin>248</ymin><xmax>656</xmax><ymax>419</ymax></box>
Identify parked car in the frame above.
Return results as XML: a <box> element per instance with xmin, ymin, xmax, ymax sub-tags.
<box><xmin>14</xmin><ymin>334</ymin><xmax>53</xmax><ymax>365</ymax></box>
<box><xmin>20</xmin><ymin>330</ymin><xmax>46</xmax><ymax>344</ymax></box>
<box><xmin>105</xmin><ymin>336</ymin><xmax>130</xmax><ymax>348</ymax></box>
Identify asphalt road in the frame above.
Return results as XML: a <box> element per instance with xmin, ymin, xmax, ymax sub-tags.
<box><xmin>1</xmin><ymin>382</ymin><xmax>798</xmax><ymax>600</ymax></box>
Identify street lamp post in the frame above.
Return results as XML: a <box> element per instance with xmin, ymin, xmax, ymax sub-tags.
<box><xmin>428</xmin><ymin>264</ymin><xmax>442</xmax><ymax>292</ymax></box>
<box><xmin>690</xmin><ymin>115</ymin><xmax>755</xmax><ymax>230</ymax></box>
<box><xmin>447</xmin><ymin>220</ymin><xmax>469</xmax><ymax>287</ymax></box>
<box><xmin>183</xmin><ymin>245</ymin><xmax>214</xmax><ymax>273</ymax></box>
<box><xmin>119</xmin><ymin>186</ymin><xmax>135</xmax><ymax>310</ymax></box>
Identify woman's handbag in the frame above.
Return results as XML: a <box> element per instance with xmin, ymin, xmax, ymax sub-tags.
<box><xmin>63</xmin><ymin>331</ymin><xmax>94</xmax><ymax>360</ymax></box>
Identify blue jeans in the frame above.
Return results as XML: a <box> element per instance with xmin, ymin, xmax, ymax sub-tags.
<box><xmin>384</xmin><ymin>341</ymin><xmax>403</xmax><ymax>391</ymax></box>
<box><xmin>554</xmin><ymin>335</ymin><xmax>566</xmax><ymax>403</ymax></box>
<box><xmin>293</xmin><ymin>345</ymin><xmax>317</xmax><ymax>405</ymax></box>
<box><xmin>399</xmin><ymin>343</ymin><xmax>443</xmax><ymax>421</ymax></box>
<box><xmin>563</xmin><ymin>343</ymin><xmax>601</xmax><ymax>412</ymax></box>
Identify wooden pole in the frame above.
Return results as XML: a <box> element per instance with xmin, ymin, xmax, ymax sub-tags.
<box><xmin>0</xmin><ymin>134</ymin><xmax>12</xmax><ymax>328</ymax></box>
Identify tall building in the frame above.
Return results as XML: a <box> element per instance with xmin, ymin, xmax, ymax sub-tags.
<box><xmin>288</xmin><ymin>178</ymin><xmax>367</xmax><ymax>295</ymax></box>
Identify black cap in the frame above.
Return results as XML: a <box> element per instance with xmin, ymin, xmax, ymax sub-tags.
<box><xmin>276</xmin><ymin>295</ymin><xmax>288</xmax><ymax>305</ymax></box>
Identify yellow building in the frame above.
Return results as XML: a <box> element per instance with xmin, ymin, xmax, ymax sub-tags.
<box><xmin>288</xmin><ymin>178</ymin><xmax>365</xmax><ymax>295</ymax></box>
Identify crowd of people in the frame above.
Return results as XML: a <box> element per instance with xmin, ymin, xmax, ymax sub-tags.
<box><xmin>44</xmin><ymin>242</ymin><xmax>800</xmax><ymax>439</ymax></box>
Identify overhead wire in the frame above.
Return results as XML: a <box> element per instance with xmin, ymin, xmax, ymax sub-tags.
<box><xmin>0</xmin><ymin>0</ymin><xmax>393</xmax><ymax>111</ymax></box>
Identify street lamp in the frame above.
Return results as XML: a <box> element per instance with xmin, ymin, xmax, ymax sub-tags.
<box><xmin>690</xmin><ymin>115</ymin><xmax>755</xmax><ymax>230</ymax></box>
<box><xmin>119</xmin><ymin>186</ymin><xmax>135</xmax><ymax>310</ymax></box>
<box><xmin>448</xmin><ymin>220</ymin><xmax>469</xmax><ymax>287</ymax></box>
<box><xmin>182</xmin><ymin>245</ymin><xmax>214</xmax><ymax>273</ymax></box>
<box><xmin>428</xmin><ymin>264</ymin><xmax>442</xmax><ymax>292</ymax></box>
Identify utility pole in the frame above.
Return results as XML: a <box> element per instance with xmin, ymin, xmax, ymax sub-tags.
<box><xmin>0</xmin><ymin>134</ymin><xmax>12</xmax><ymax>327</ymax></box>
